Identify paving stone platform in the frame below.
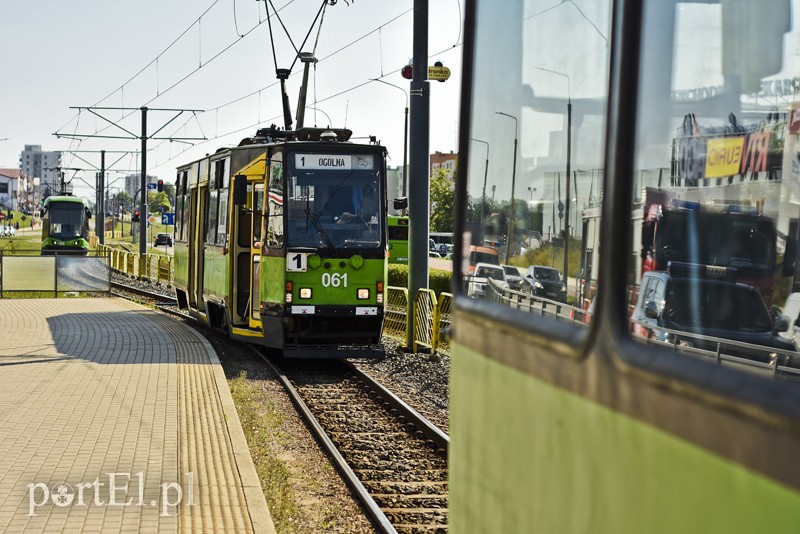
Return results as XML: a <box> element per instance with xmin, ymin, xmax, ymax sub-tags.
<box><xmin>0</xmin><ymin>298</ymin><xmax>275</xmax><ymax>533</ymax></box>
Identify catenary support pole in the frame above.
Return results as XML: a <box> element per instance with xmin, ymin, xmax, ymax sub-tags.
<box><xmin>406</xmin><ymin>0</ymin><xmax>430</xmax><ymax>350</ymax></box>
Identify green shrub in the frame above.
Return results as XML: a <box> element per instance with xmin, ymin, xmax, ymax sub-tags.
<box><xmin>388</xmin><ymin>263</ymin><xmax>454</xmax><ymax>297</ymax></box>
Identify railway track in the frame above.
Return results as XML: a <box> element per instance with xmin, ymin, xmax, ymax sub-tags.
<box><xmin>252</xmin><ymin>350</ymin><xmax>449</xmax><ymax>534</ymax></box>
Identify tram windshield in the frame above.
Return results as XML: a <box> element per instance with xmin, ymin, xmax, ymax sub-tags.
<box><xmin>47</xmin><ymin>202</ymin><xmax>87</xmax><ymax>239</ymax></box>
<box><xmin>286</xmin><ymin>153</ymin><xmax>383</xmax><ymax>250</ymax></box>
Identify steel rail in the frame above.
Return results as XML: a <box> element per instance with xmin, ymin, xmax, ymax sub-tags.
<box><xmin>248</xmin><ymin>346</ymin><xmax>399</xmax><ymax>534</ymax></box>
<box><xmin>343</xmin><ymin>361</ymin><xmax>449</xmax><ymax>451</ymax></box>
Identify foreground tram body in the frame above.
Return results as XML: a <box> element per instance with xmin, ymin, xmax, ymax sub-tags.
<box><xmin>451</xmin><ymin>0</ymin><xmax>800</xmax><ymax>532</ymax></box>
<box><xmin>40</xmin><ymin>195</ymin><xmax>92</xmax><ymax>255</ymax></box>
<box><xmin>173</xmin><ymin>126</ymin><xmax>387</xmax><ymax>358</ymax></box>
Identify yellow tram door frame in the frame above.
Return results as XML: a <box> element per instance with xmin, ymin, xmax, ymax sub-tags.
<box><xmin>193</xmin><ymin>183</ymin><xmax>208</xmax><ymax>312</ymax></box>
<box><xmin>231</xmin><ymin>152</ymin><xmax>268</xmax><ymax>332</ymax></box>
<box><xmin>249</xmin><ymin>179</ymin><xmax>266</xmax><ymax>329</ymax></box>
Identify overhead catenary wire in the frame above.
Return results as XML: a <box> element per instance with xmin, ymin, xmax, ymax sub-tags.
<box><xmin>61</xmin><ymin>2</ymin><xmax>459</xmax><ymax>180</ymax></box>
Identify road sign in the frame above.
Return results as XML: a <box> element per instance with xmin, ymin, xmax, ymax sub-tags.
<box><xmin>147</xmin><ymin>183</ymin><xmax>157</xmax><ymax>191</ymax></box>
<box><xmin>427</xmin><ymin>66</ymin><xmax>451</xmax><ymax>81</ymax></box>
<box><xmin>148</xmin><ymin>214</ymin><xmax>156</xmax><ymax>225</ymax></box>
<box><xmin>162</xmin><ymin>213</ymin><xmax>174</xmax><ymax>225</ymax></box>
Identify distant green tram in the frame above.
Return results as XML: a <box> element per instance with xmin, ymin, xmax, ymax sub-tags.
<box><xmin>173</xmin><ymin>126</ymin><xmax>388</xmax><ymax>358</ymax></box>
<box><xmin>40</xmin><ymin>196</ymin><xmax>92</xmax><ymax>255</ymax></box>
<box><xmin>387</xmin><ymin>215</ymin><xmax>409</xmax><ymax>264</ymax></box>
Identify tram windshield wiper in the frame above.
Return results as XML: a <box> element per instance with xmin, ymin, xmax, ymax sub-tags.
<box><xmin>305</xmin><ymin>205</ymin><xmax>338</xmax><ymax>254</ymax></box>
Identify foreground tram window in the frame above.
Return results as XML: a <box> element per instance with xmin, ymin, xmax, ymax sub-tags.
<box><xmin>461</xmin><ymin>0</ymin><xmax>610</xmax><ymax>330</ymax></box>
<box><xmin>629</xmin><ymin>0</ymin><xmax>800</xmax><ymax>382</ymax></box>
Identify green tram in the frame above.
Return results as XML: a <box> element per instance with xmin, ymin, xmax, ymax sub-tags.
<box><xmin>451</xmin><ymin>0</ymin><xmax>800</xmax><ymax>532</ymax></box>
<box><xmin>387</xmin><ymin>215</ymin><xmax>409</xmax><ymax>264</ymax></box>
<box><xmin>40</xmin><ymin>195</ymin><xmax>92</xmax><ymax>255</ymax></box>
<box><xmin>173</xmin><ymin>126</ymin><xmax>388</xmax><ymax>358</ymax></box>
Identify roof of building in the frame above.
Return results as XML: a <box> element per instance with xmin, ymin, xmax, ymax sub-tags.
<box><xmin>0</xmin><ymin>169</ymin><xmax>24</xmax><ymax>180</ymax></box>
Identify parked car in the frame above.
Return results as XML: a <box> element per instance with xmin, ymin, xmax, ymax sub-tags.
<box><xmin>523</xmin><ymin>265</ymin><xmax>567</xmax><ymax>302</ymax></box>
<box><xmin>154</xmin><ymin>232</ymin><xmax>173</xmax><ymax>247</ymax></box>
<box><xmin>631</xmin><ymin>270</ymin><xmax>796</xmax><ymax>364</ymax></box>
<box><xmin>501</xmin><ymin>265</ymin><xmax>525</xmax><ymax>291</ymax></box>
<box><xmin>468</xmin><ymin>262</ymin><xmax>509</xmax><ymax>298</ymax></box>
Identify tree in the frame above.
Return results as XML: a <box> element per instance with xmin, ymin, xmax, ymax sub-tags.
<box><xmin>429</xmin><ymin>168</ymin><xmax>455</xmax><ymax>232</ymax></box>
<box><xmin>148</xmin><ymin>191</ymin><xmax>171</xmax><ymax>214</ymax></box>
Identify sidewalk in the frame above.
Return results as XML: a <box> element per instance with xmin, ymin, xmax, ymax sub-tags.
<box><xmin>0</xmin><ymin>298</ymin><xmax>274</xmax><ymax>533</ymax></box>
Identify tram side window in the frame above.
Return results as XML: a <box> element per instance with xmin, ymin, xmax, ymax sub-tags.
<box><xmin>206</xmin><ymin>189</ymin><xmax>218</xmax><ymax>244</ymax></box>
<box><xmin>267</xmin><ymin>160</ymin><xmax>284</xmax><ymax>248</ymax></box>
<box><xmin>175</xmin><ymin>171</ymin><xmax>188</xmax><ymax>242</ymax></box>
<box><xmin>624</xmin><ymin>1</ymin><xmax>800</xmax><ymax>381</ymax></box>
<box><xmin>216</xmin><ymin>159</ymin><xmax>229</xmax><ymax>245</ymax></box>
<box><xmin>460</xmin><ymin>0</ymin><xmax>611</xmax><ymax>328</ymax></box>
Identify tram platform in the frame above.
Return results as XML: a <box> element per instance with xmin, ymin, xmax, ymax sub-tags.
<box><xmin>0</xmin><ymin>298</ymin><xmax>275</xmax><ymax>533</ymax></box>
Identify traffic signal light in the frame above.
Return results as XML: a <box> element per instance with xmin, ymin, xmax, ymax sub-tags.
<box><xmin>157</xmin><ymin>180</ymin><xmax>164</xmax><ymax>192</ymax></box>
<box><xmin>401</xmin><ymin>64</ymin><xmax>413</xmax><ymax>79</ymax></box>
<box><xmin>132</xmin><ymin>210</ymin><xmax>140</xmax><ymax>222</ymax></box>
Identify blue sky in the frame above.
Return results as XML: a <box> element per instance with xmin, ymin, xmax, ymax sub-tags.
<box><xmin>0</xmin><ymin>0</ymin><xmax>463</xmax><ymax>198</ymax></box>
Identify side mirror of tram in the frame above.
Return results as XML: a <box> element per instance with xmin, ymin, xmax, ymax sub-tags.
<box><xmin>233</xmin><ymin>174</ymin><xmax>247</xmax><ymax>206</ymax></box>
<box><xmin>393</xmin><ymin>197</ymin><xmax>408</xmax><ymax>210</ymax></box>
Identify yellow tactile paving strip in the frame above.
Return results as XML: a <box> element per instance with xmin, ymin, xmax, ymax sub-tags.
<box><xmin>0</xmin><ymin>298</ymin><xmax>274</xmax><ymax>533</ymax></box>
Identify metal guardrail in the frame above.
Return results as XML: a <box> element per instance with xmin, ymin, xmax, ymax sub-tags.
<box><xmin>484</xmin><ymin>278</ymin><xmax>800</xmax><ymax>381</ymax></box>
<box><xmin>413</xmin><ymin>289</ymin><xmax>437</xmax><ymax>353</ymax></box>
<box><xmin>97</xmin><ymin>244</ymin><xmax>174</xmax><ymax>285</ymax></box>
<box><xmin>384</xmin><ymin>287</ymin><xmax>409</xmax><ymax>340</ymax></box>
<box><xmin>383</xmin><ymin>286</ymin><xmax>453</xmax><ymax>355</ymax></box>
<box><xmin>629</xmin><ymin>317</ymin><xmax>800</xmax><ymax>379</ymax></box>
<box><xmin>485</xmin><ymin>278</ymin><xmax>589</xmax><ymax>327</ymax></box>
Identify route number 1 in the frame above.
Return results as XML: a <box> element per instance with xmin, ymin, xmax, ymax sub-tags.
<box><xmin>287</xmin><ymin>253</ymin><xmax>308</xmax><ymax>272</ymax></box>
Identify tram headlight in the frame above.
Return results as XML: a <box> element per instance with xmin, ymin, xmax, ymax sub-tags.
<box><xmin>357</xmin><ymin>288</ymin><xmax>370</xmax><ymax>300</ymax></box>
<box><xmin>376</xmin><ymin>293</ymin><xmax>384</xmax><ymax>304</ymax></box>
<box><xmin>285</xmin><ymin>293</ymin><xmax>293</xmax><ymax>303</ymax></box>
<box><xmin>300</xmin><ymin>288</ymin><xmax>312</xmax><ymax>299</ymax></box>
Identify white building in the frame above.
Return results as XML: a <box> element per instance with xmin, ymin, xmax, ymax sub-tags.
<box><xmin>0</xmin><ymin>169</ymin><xmax>20</xmax><ymax>210</ymax></box>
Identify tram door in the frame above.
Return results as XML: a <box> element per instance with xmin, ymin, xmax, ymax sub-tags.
<box><xmin>249</xmin><ymin>181</ymin><xmax>265</xmax><ymax>329</ymax></box>
<box><xmin>188</xmin><ymin>184</ymin><xmax>207</xmax><ymax>311</ymax></box>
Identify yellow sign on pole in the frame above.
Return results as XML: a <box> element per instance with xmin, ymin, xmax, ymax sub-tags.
<box><xmin>427</xmin><ymin>66</ymin><xmax>451</xmax><ymax>81</ymax></box>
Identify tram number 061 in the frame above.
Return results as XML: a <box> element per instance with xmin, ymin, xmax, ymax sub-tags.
<box><xmin>322</xmin><ymin>272</ymin><xmax>348</xmax><ymax>288</ymax></box>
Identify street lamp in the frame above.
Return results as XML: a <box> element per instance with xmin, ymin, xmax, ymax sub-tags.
<box><xmin>470</xmin><ymin>138</ymin><xmax>490</xmax><ymax>228</ymax></box>
<box><xmin>372</xmin><ymin>79</ymin><xmax>409</xmax><ymax>201</ymax></box>
<box><xmin>495</xmin><ymin>111</ymin><xmax>518</xmax><ymax>263</ymax></box>
<box><xmin>528</xmin><ymin>186</ymin><xmax>537</xmax><ymax>240</ymax></box>
<box><xmin>532</xmin><ymin>66</ymin><xmax>572</xmax><ymax>279</ymax></box>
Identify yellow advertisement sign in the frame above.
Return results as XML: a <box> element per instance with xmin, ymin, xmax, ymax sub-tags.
<box><xmin>704</xmin><ymin>137</ymin><xmax>745</xmax><ymax>178</ymax></box>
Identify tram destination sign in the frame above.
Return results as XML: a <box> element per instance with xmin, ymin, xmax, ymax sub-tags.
<box><xmin>295</xmin><ymin>154</ymin><xmax>375</xmax><ymax>170</ymax></box>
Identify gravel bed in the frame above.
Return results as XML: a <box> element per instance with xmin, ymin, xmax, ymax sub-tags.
<box><xmin>348</xmin><ymin>338</ymin><xmax>450</xmax><ymax>434</ymax></box>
